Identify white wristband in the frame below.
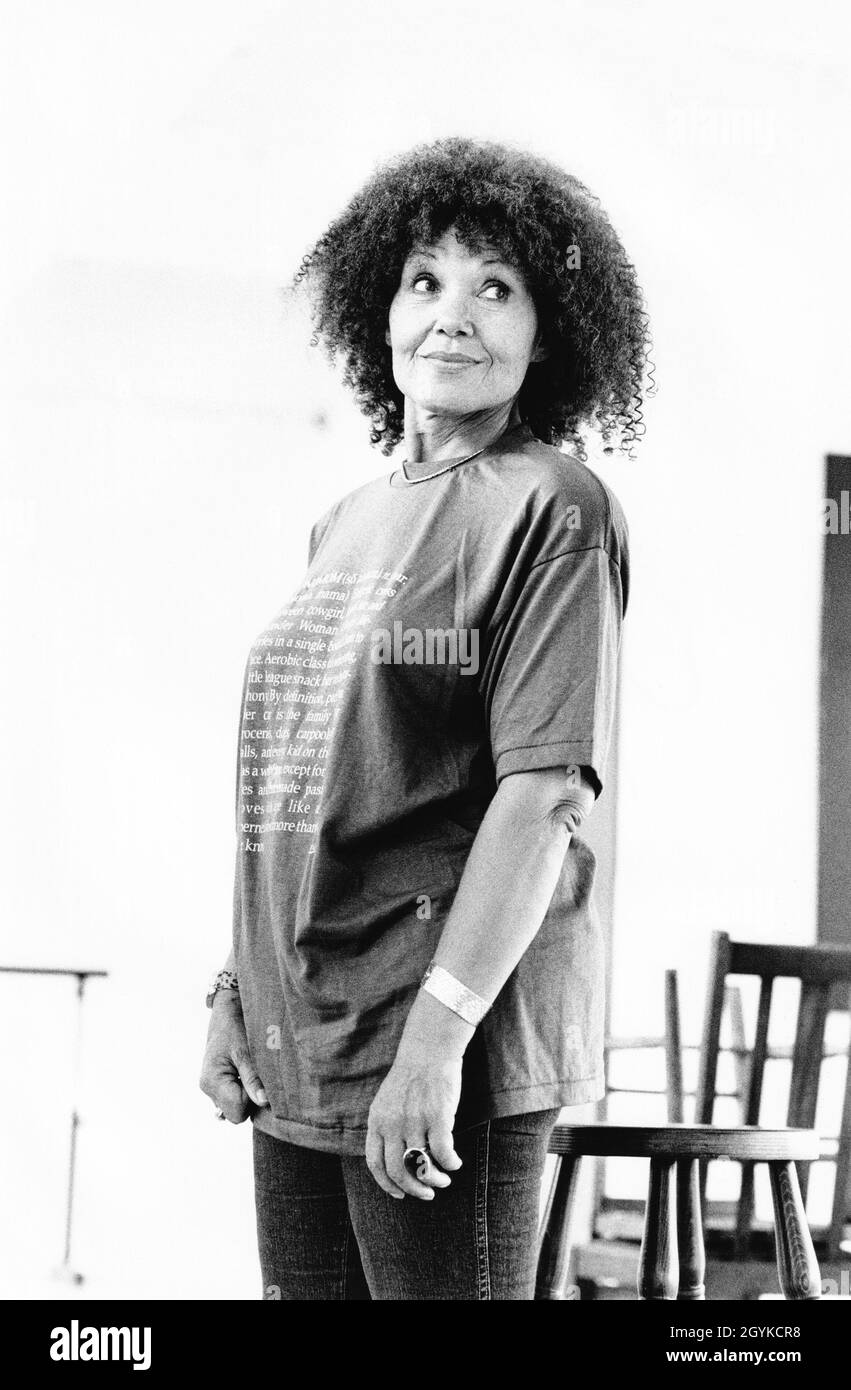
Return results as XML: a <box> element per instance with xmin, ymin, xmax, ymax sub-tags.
<box><xmin>420</xmin><ymin>962</ymin><xmax>489</xmax><ymax>1027</ymax></box>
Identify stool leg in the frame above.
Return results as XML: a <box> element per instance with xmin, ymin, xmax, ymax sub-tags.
<box><xmin>768</xmin><ymin>1161</ymin><xmax>822</xmax><ymax>1300</ymax></box>
<box><xmin>536</xmin><ymin>1155</ymin><xmax>581</xmax><ymax>1300</ymax></box>
<box><xmin>676</xmin><ymin>1157</ymin><xmax>706</xmax><ymax>1299</ymax></box>
<box><xmin>638</xmin><ymin>1157</ymin><xmax>679</xmax><ymax>1300</ymax></box>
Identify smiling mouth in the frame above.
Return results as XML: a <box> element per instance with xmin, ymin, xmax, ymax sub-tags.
<box><xmin>422</xmin><ymin>354</ymin><xmax>481</xmax><ymax>366</ymax></box>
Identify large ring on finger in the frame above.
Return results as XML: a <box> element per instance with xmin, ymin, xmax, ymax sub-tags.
<box><xmin>403</xmin><ymin>1145</ymin><xmax>441</xmax><ymax>1183</ymax></box>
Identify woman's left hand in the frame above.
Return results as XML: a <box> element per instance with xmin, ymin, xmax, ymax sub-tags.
<box><xmin>366</xmin><ymin>1051</ymin><xmax>464</xmax><ymax>1200</ymax></box>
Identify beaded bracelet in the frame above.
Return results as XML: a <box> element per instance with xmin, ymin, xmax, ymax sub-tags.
<box><xmin>205</xmin><ymin>969</ymin><xmax>239</xmax><ymax>1008</ymax></box>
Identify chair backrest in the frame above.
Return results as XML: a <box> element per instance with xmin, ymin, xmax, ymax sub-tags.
<box><xmin>694</xmin><ymin>930</ymin><xmax>851</xmax><ymax>1255</ymax></box>
<box><xmin>666</xmin><ymin>969</ymin><xmax>748</xmax><ymax>1124</ymax></box>
<box><xmin>590</xmin><ymin>976</ymin><xmax>752</xmax><ymax>1248</ymax></box>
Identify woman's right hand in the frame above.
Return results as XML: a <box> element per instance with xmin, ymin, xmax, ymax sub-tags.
<box><xmin>199</xmin><ymin>993</ymin><xmax>269</xmax><ymax>1123</ymax></box>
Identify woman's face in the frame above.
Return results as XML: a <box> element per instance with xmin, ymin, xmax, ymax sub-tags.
<box><xmin>385</xmin><ymin>227</ymin><xmax>546</xmax><ymax>420</ymax></box>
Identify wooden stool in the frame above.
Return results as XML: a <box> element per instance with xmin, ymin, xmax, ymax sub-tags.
<box><xmin>536</xmin><ymin>1123</ymin><xmax>822</xmax><ymax>1300</ymax></box>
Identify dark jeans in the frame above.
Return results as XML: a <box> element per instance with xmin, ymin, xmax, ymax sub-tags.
<box><xmin>253</xmin><ymin>1108</ymin><xmax>561</xmax><ymax>1301</ymax></box>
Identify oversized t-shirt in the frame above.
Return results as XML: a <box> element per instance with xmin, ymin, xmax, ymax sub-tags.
<box><xmin>231</xmin><ymin>419</ymin><xmax>629</xmax><ymax>1154</ymax></box>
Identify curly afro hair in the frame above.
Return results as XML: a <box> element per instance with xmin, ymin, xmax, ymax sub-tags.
<box><xmin>292</xmin><ymin>136</ymin><xmax>652</xmax><ymax>460</ymax></box>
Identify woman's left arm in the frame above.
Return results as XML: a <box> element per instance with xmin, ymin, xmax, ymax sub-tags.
<box><xmin>366</xmin><ymin>764</ymin><xmax>597</xmax><ymax>1199</ymax></box>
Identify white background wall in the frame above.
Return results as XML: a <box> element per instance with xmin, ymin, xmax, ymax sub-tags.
<box><xmin>1</xmin><ymin>0</ymin><xmax>849</xmax><ymax>1296</ymax></box>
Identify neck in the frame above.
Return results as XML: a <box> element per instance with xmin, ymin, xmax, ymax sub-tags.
<box><xmin>402</xmin><ymin>398</ymin><xmax>523</xmax><ymax>464</ymax></box>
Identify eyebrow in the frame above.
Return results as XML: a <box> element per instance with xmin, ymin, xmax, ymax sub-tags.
<box><xmin>407</xmin><ymin>248</ymin><xmax>516</xmax><ymax>269</ymax></box>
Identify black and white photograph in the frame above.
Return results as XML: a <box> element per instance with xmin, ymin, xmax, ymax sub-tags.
<box><xmin>1</xmin><ymin>0</ymin><xmax>850</xmax><ymax>1345</ymax></box>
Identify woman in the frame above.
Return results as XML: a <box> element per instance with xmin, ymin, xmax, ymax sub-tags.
<box><xmin>200</xmin><ymin>135</ymin><xmax>650</xmax><ymax>1300</ymax></box>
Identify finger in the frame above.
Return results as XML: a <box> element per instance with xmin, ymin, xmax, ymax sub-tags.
<box><xmin>427</xmin><ymin>1124</ymin><xmax>462</xmax><ymax>1174</ymax></box>
<box><xmin>213</xmin><ymin>1075</ymin><xmax>251</xmax><ymax>1123</ymax></box>
<box><xmin>233</xmin><ymin>1052</ymin><xmax>268</xmax><ymax>1107</ymax></box>
<box><xmin>365</xmin><ymin>1130</ymin><xmax>406</xmax><ymax>1199</ymax></box>
<box><xmin>386</xmin><ymin>1137</ymin><xmax>434</xmax><ymax>1201</ymax></box>
<box><xmin>199</xmin><ymin>1052</ymin><xmax>241</xmax><ymax>1099</ymax></box>
<box><xmin>403</xmin><ymin>1145</ymin><xmax>451</xmax><ymax>1189</ymax></box>
<box><xmin>200</xmin><ymin>1061</ymin><xmax>245</xmax><ymax>1121</ymax></box>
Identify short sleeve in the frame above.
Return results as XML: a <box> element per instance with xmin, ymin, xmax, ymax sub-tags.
<box><xmin>307</xmin><ymin>518</ymin><xmax>326</xmax><ymax>567</ymax></box>
<box><xmin>479</xmin><ymin>545</ymin><xmax>626</xmax><ymax>792</ymax></box>
<box><xmin>306</xmin><ymin>502</ymin><xmax>340</xmax><ymax>567</ymax></box>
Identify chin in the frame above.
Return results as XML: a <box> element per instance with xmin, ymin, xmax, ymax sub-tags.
<box><xmin>410</xmin><ymin>388</ymin><xmax>488</xmax><ymax>415</ymax></box>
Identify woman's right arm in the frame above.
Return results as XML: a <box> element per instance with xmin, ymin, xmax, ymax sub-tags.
<box><xmin>198</xmin><ymin>953</ymin><xmax>269</xmax><ymax>1123</ymax></box>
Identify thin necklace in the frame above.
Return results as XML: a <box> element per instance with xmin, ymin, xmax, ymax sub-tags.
<box><xmin>398</xmin><ymin>442</ymin><xmax>489</xmax><ymax>485</ymax></box>
<box><xmin>395</xmin><ymin>429</ymin><xmax>519</xmax><ymax>485</ymax></box>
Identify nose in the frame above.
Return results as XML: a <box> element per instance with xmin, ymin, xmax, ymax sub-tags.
<box><xmin>433</xmin><ymin>287</ymin><xmax>475</xmax><ymax>337</ymax></box>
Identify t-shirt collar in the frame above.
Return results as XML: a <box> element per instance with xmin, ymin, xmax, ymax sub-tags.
<box><xmin>391</xmin><ymin>419</ymin><xmax>532</xmax><ymax>486</ymax></box>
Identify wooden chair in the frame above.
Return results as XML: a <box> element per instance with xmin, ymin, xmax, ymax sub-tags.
<box><xmin>540</xmin><ymin>934</ymin><xmax>851</xmax><ymax>1299</ymax></box>
<box><xmin>673</xmin><ymin>931</ymin><xmax>851</xmax><ymax>1257</ymax></box>
<box><xmin>536</xmin><ymin>1122</ymin><xmax>822</xmax><ymax>1300</ymax></box>
<box><xmin>586</xmin><ymin>974</ymin><xmax>747</xmax><ymax>1245</ymax></box>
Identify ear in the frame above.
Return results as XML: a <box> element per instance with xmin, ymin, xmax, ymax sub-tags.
<box><xmin>530</xmin><ymin>333</ymin><xmax>549</xmax><ymax>364</ymax></box>
<box><xmin>384</xmin><ymin>326</ymin><xmax>392</xmax><ymax>347</ymax></box>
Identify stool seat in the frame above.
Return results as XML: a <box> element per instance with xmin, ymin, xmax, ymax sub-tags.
<box><xmin>537</xmin><ymin>1123</ymin><xmax>822</xmax><ymax>1301</ymax></box>
<box><xmin>548</xmin><ymin>1122</ymin><xmax>821</xmax><ymax>1162</ymax></box>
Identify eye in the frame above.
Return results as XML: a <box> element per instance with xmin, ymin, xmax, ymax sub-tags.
<box><xmin>406</xmin><ymin>271</ymin><xmax>512</xmax><ymax>300</ymax></box>
<box><xmin>411</xmin><ymin>272</ymin><xmax>437</xmax><ymax>293</ymax></box>
<box><xmin>481</xmin><ymin>280</ymin><xmax>511</xmax><ymax>301</ymax></box>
